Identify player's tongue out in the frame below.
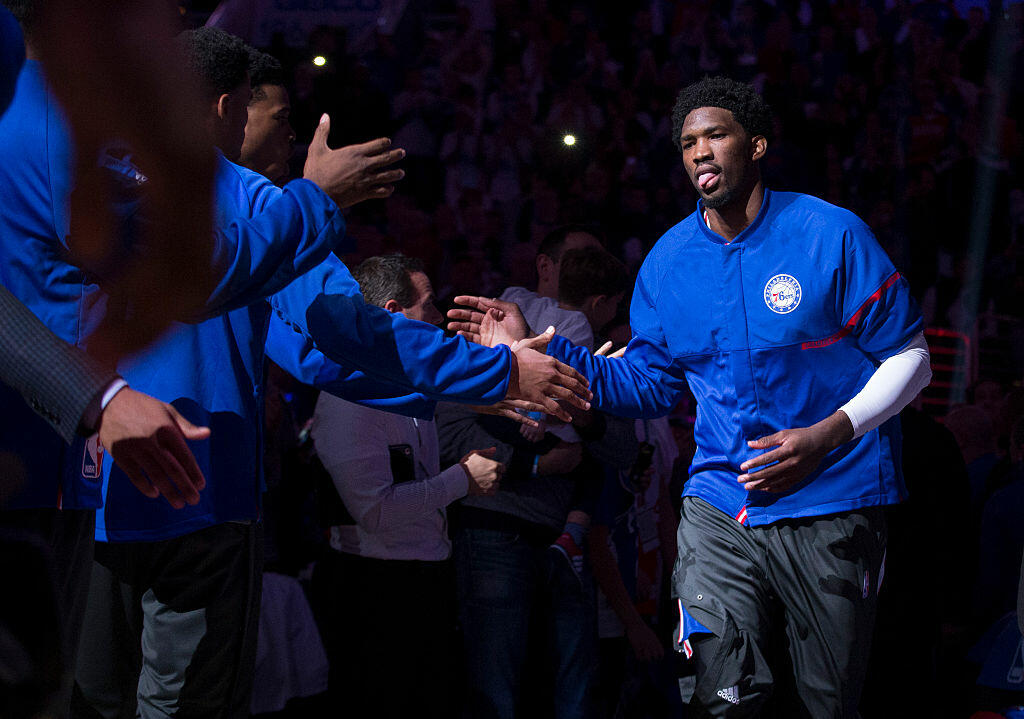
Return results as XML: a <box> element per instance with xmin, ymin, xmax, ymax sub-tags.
<box><xmin>698</xmin><ymin>171</ymin><xmax>719</xmax><ymax>191</ymax></box>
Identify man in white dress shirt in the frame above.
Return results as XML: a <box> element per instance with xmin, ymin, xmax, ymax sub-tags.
<box><xmin>311</xmin><ymin>253</ymin><xmax>504</xmax><ymax>718</ymax></box>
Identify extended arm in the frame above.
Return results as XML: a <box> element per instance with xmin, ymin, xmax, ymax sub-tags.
<box><xmin>268</xmin><ymin>255</ymin><xmax>591</xmax><ymax>418</ymax></box>
<box><xmin>196</xmin><ymin>126</ymin><xmax>406</xmax><ymax>318</ymax></box>
<box><xmin>448</xmin><ymin>287</ymin><xmax>684</xmax><ymax>417</ymax></box>
<box><xmin>198</xmin><ymin>176</ymin><xmax>346</xmax><ymax>317</ymax></box>
<box><xmin>265</xmin><ymin>315</ymin><xmax>545</xmax><ymax>425</ymax></box>
<box><xmin>265</xmin><ymin>312</ymin><xmax>436</xmax><ymax>419</ymax></box>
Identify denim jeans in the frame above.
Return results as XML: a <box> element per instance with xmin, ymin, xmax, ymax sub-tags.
<box><xmin>453</xmin><ymin>524</ymin><xmax>598</xmax><ymax>719</ymax></box>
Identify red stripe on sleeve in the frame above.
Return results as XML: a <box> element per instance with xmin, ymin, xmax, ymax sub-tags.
<box><xmin>801</xmin><ymin>272</ymin><xmax>901</xmax><ymax>350</ymax></box>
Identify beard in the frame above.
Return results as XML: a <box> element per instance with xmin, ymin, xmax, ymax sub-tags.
<box><xmin>701</xmin><ymin>184</ymin><xmax>737</xmax><ymax>209</ymax></box>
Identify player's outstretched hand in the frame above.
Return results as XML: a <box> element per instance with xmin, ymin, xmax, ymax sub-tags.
<box><xmin>303</xmin><ymin>114</ymin><xmax>406</xmax><ymax>208</ymax></box>
<box><xmin>594</xmin><ymin>341</ymin><xmax>627</xmax><ymax>358</ymax></box>
<box><xmin>507</xmin><ymin>328</ymin><xmax>591</xmax><ymax>423</ymax></box>
<box><xmin>447</xmin><ymin>296</ymin><xmax>532</xmax><ymax>345</ymax></box>
<box><xmin>519</xmin><ymin>417</ymin><xmax>546</xmax><ymax>442</ymax></box>
<box><xmin>466</xmin><ymin>399</ymin><xmax>545</xmax><ymax>427</ymax></box>
<box><xmin>737</xmin><ymin>411</ymin><xmax>854</xmax><ymax>492</ymax></box>
<box><xmin>97</xmin><ymin>388</ymin><xmax>210</xmax><ymax>509</ymax></box>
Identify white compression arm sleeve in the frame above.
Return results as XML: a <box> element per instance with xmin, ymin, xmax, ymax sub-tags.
<box><xmin>839</xmin><ymin>332</ymin><xmax>932</xmax><ymax>438</ymax></box>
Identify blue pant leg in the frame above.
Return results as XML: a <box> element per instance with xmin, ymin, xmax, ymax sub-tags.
<box><xmin>545</xmin><ymin>547</ymin><xmax>599</xmax><ymax>719</ymax></box>
<box><xmin>454</xmin><ymin>526</ymin><xmax>538</xmax><ymax>719</ymax></box>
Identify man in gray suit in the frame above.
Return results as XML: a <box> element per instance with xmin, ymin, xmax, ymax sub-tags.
<box><xmin>0</xmin><ymin>282</ymin><xmax>209</xmax><ymax>504</ymax></box>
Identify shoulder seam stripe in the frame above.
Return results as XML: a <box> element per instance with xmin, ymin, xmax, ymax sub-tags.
<box><xmin>801</xmin><ymin>272</ymin><xmax>901</xmax><ymax>350</ymax></box>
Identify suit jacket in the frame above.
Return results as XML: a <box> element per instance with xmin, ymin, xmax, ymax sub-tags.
<box><xmin>0</xmin><ymin>282</ymin><xmax>116</xmax><ymax>444</ymax></box>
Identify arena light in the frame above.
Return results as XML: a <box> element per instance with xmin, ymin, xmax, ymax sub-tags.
<box><xmin>313</xmin><ymin>55</ymin><xmax>327</xmax><ymax>67</ymax></box>
<box><xmin>563</xmin><ymin>133</ymin><xmax>577</xmax><ymax>147</ymax></box>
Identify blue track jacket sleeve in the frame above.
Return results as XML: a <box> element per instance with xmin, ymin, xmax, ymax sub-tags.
<box><xmin>267</xmin><ymin>255</ymin><xmax>512</xmax><ymax>405</ymax></box>
<box><xmin>835</xmin><ymin>216</ymin><xmax>924</xmax><ymax>364</ymax></box>
<box><xmin>264</xmin><ymin>312</ymin><xmax>436</xmax><ymax>419</ymax></box>
<box><xmin>546</xmin><ymin>267</ymin><xmax>687</xmax><ymax>418</ymax></box>
<box><xmin>196</xmin><ymin>166</ymin><xmax>347</xmax><ymax>318</ymax></box>
<box><xmin>104</xmin><ymin>154</ymin><xmax>346</xmax><ymax>321</ymax></box>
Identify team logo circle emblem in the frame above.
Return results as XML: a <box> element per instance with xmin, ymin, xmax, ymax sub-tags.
<box><xmin>763</xmin><ymin>274</ymin><xmax>802</xmax><ymax>314</ymax></box>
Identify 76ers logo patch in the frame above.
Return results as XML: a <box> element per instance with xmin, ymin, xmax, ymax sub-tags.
<box><xmin>764</xmin><ymin>274</ymin><xmax>802</xmax><ymax>314</ymax></box>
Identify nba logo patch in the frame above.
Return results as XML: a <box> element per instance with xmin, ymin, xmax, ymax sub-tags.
<box><xmin>82</xmin><ymin>435</ymin><xmax>104</xmax><ymax>479</ymax></box>
<box><xmin>862</xmin><ymin>570</ymin><xmax>870</xmax><ymax>599</ymax></box>
<box><xmin>764</xmin><ymin>274</ymin><xmax>802</xmax><ymax>314</ymax></box>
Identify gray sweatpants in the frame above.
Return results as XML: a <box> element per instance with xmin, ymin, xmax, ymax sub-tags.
<box><xmin>672</xmin><ymin>497</ymin><xmax>886</xmax><ymax>718</ymax></box>
<box><xmin>73</xmin><ymin>521</ymin><xmax>262</xmax><ymax>719</ymax></box>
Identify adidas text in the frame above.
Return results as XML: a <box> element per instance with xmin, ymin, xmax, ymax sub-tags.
<box><xmin>717</xmin><ymin>686</ymin><xmax>740</xmax><ymax>705</ymax></box>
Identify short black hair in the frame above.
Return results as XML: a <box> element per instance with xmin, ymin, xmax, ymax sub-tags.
<box><xmin>352</xmin><ymin>254</ymin><xmax>425</xmax><ymax>309</ymax></box>
<box><xmin>178</xmin><ymin>27</ymin><xmax>251</xmax><ymax>99</ymax></box>
<box><xmin>248</xmin><ymin>49</ymin><xmax>284</xmax><ymax>102</ymax></box>
<box><xmin>537</xmin><ymin>223</ymin><xmax>606</xmax><ymax>262</ymax></box>
<box><xmin>671</xmin><ymin>76</ymin><xmax>774</xmax><ymax>153</ymax></box>
<box><xmin>558</xmin><ymin>247</ymin><xmax>628</xmax><ymax>307</ymax></box>
<box><xmin>1</xmin><ymin>0</ymin><xmax>39</xmax><ymax>33</ymax></box>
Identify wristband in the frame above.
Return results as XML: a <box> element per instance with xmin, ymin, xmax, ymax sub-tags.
<box><xmin>100</xmin><ymin>378</ymin><xmax>130</xmax><ymax>410</ymax></box>
<box><xmin>80</xmin><ymin>378</ymin><xmax>129</xmax><ymax>434</ymax></box>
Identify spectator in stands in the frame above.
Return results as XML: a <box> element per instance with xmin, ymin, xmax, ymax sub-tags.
<box><xmin>975</xmin><ymin>416</ymin><xmax>1024</xmax><ymax>631</ymax></box>
<box><xmin>438</xmin><ymin>242</ymin><xmax>636</xmax><ymax>719</ymax></box>
<box><xmin>500</xmin><ymin>224</ymin><xmax>605</xmax><ymax>352</ymax></box>
<box><xmin>557</xmin><ymin>246</ymin><xmax>629</xmax><ymax>341</ymax></box>
<box><xmin>946</xmin><ymin>404</ymin><xmax>1003</xmax><ymax>515</ymax></box>
<box><xmin>311</xmin><ymin>253</ymin><xmax>505</xmax><ymax>718</ymax></box>
<box><xmin>499</xmin><ymin>233</ymin><xmax>623</xmax><ymax>583</ymax></box>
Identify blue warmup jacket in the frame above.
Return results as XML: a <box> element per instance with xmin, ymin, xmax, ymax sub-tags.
<box><xmin>92</xmin><ymin>163</ymin><xmax>511</xmax><ymax>541</ymax></box>
<box><xmin>264</xmin><ymin>316</ymin><xmax>436</xmax><ymax>420</ymax></box>
<box><xmin>548</xmin><ymin>190</ymin><xmax>923</xmax><ymax>525</ymax></box>
<box><xmin>0</xmin><ymin>61</ymin><xmax>360</xmax><ymax>510</ymax></box>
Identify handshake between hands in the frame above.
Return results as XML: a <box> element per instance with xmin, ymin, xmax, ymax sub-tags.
<box><xmin>447</xmin><ymin>295</ymin><xmax>616</xmax><ymax>428</ymax></box>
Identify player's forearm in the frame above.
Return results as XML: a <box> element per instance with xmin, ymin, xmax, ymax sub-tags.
<box><xmin>815</xmin><ymin>410</ymin><xmax>856</xmax><ymax>452</ymax></box>
<box><xmin>838</xmin><ymin>332</ymin><xmax>932</xmax><ymax>438</ymax></box>
<box><xmin>270</xmin><ymin>258</ymin><xmax>512</xmax><ymax>405</ymax></box>
<box><xmin>546</xmin><ymin>335</ymin><xmax>680</xmax><ymax>418</ymax></box>
<box><xmin>200</xmin><ymin>178</ymin><xmax>346</xmax><ymax>318</ymax></box>
<box><xmin>265</xmin><ymin>318</ymin><xmax>435</xmax><ymax>420</ymax></box>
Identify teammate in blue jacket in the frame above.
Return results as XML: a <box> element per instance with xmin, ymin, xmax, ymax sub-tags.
<box><xmin>67</xmin><ymin>29</ymin><xmax>588</xmax><ymax>719</ymax></box>
<box><xmin>449</xmin><ymin>76</ymin><xmax>932</xmax><ymax>717</ymax></box>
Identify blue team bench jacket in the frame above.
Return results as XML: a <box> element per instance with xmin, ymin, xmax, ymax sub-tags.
<box><xmin>0</xmin><ymin>60</ymin><xmax>350</xmax><ymax>511</ymax></box>
<box><xmin>91</xmin><ymin>160</ymin><xmax>512</xmax><ymax>542</ymax></box>
<box><xmin>548</xmin><ymin>190</ymin><xmax>923</xmax><ymax>526</ymax></box>
<box><xmin>0</xmin><ymin>61</ymin><xmax>512</xmax><ymax>533</ymax></box>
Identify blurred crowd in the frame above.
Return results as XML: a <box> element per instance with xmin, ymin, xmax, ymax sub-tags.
<box><xmin>252</xmin><ymin>0</ymin><xmax>1023</xmax><ymax>337</ymax></box>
